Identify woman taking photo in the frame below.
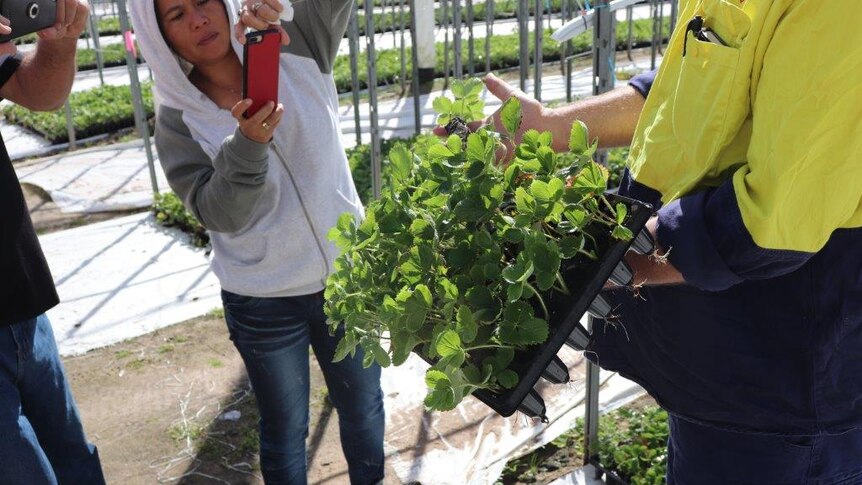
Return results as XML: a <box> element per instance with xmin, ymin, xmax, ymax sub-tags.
<box><xmin>129</xmin><ymin>0</ymin><xmax>385</xmax><ymax>483</ymax></box>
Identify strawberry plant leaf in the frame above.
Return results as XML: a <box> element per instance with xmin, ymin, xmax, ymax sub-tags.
<box><xmin>569</xmin><ymin>119</ymin><xmax>589</xmax><ymax>154</ymax></box>
<box><xmin>447</xmin><ymin>134</ymin><xmax>463</xmax><ymax>154</ymax></box>
<box><xmin>428</xmin><ymin>143</ymin><xmax>455</xmax><ymax>160</ymax></box>
<box><xmin>572</xmin><ymin>161</ymin><xmax>608</xmax><ymax>194</ymax></box>
<box><xmin>436</xmin><ymin>330</ymin><xmax>462</xmax><ymax>357</ymax></box>
<box><xmin>499</xmin><ymin>96</ymin><xmax>522</xmax><ymax>139</ymax></box>
<box><xmin>325</xmin><ymin>77</ymin><xmax>621</xmax><ymax>412</ymax></box>
<box><xmin>615</xmin><ymin>202</ymin><xmax>628</xmax><ymax>225</ymax></box>
<box><xmin>497</xmin><ymin>369</ymin><xmax>519</xmax><ymax>389</ymax></box>
<box><xmin>425</xmin><ymin>369</ymin><xmax>449</xmax><ymax>388</ymax></box>
<box><xmin>456</xmin><ymin>306</ymin><xmax>478</xmax><ymax>343</ymax></box>
<box><xmin>612</xmin><ymin>225</ymin><xmax>635</xmax><ymax>241</ymax></box>
<box><xmin>389</xmin><ymin>143</ymin><xmax>413</xmax><ymax>185</ymax></box>
<box><xmin>500</xmin><ymin>302</ymin><xmax>549</xmax><ymax>345</ymax></box>
<box><xmin>332</xmin><ymin>332</ymin><xmax>357</xmax><ymax>363</ymax></box>
<box><xmin>466</xmin><ymin>133</ymin><xmax>486</xmax><ymax>162</ymax></box>
<box><xmin>502</xmin><ymin>257</ymin><xmax>534</xmax><ymax>284</ymax></box>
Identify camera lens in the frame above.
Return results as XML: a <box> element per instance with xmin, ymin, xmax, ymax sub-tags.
<box><xmin>27</xmin><ymin>3</ymin><xmax>39</xmax><ymax>19</ymax></box>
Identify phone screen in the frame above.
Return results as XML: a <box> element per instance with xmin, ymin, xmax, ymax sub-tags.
<box><xmin>242</xmin><ymin>29</ymin><xmax>281</xmax><ymax>118</ymax></box>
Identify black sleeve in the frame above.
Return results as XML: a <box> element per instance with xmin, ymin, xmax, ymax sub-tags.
<box><xmin>0</xmin><ymin>53</ymin><xmax>22</xmax><ymax>96</ymax></box>
<box><xmin>628</xmin><ymin>69</ymin><xmax>656</xmax><ymax>98</ymax></box>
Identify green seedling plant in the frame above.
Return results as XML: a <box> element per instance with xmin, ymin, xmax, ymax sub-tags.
<box><xmin>325</xmin><ymin>78</ymin><xmax>633</xmax><ymax>412</ymax></box>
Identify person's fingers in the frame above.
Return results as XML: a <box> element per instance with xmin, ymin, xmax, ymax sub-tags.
<box><xmin>0</xmin><ymin>42</ymin><xmax>16</xmax><ymax>56</ymax></box>
<box><xmin>277</xmin><ymin>24</ymin><xmax>290</xmax><ymax>45</ymax></box>
<box><xmin>62</xmin><ymin>0</ymin><xmax>76</xmax><ymax>27</ymax></box>
<box><xmin>255</xmin><ymin>0</ymin><xmax>282</xmax><ymax>23</ymax></box>
<box><xmin>68</xmin><ymin>0</ymin><xmax>90</xmax><ymax>36</ymax></box>
<box><xmin>53</xmin><ymin>0</ymin><xmax>66</xmax><ymax>30</ymax></box>
<box><xmin>247</xmin><ymin>101</ymin><xmax>276</xmax><ymax>123</ymax></box>
<box><xmin>0</xmin><ymin>15</ymin><xmax>11</xmax><ymax>35</ymax></box>
<box><xmin>231</xmin><ymin>99</ymin><xmax>253</xmax><ymax>120</ymax></box>
<box><xmin>483</xmin><ymin>72</ymin><xmax>518</xmax><ymax>102</ymax></box>
<box><xmin>466</xmin><ymin>118</ymin><xmax>487</xmax><ymax>132</ymax></box>
<box><xmin>264</xmin><ymin>103</ymin><xmax>285</xmax><ymax>127</ymax></box>
<box><xmin>263</xmin><ymin>0</ymin><xmax>283</xmax><ymax>14</ymax></box>
<box><xmin>234</xmin><ymin>20</ymin><xmax>247</xmax><ymax>44</ymax></box>
<box><xmin>240</xmin><ymin>8</ymin><xmax>269</xmax><ymax>30</ymax></box>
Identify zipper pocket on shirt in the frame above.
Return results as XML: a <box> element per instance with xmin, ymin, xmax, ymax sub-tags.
<box><xmin>272</xmin><ymin>144</ymin><xmax>331</xmax><ymax>286</ymax></box>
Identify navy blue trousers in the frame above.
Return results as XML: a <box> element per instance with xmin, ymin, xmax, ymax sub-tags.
<box><xmin>667</xmin><ymin>414</ymin><xmax>862</xmax><ymax>484</ymax></box>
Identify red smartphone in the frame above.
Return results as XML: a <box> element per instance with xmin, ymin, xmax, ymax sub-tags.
<box><xmin>242</xmin><ymin>29</ymin><xmax>280</xmax><ymax>118</ymax></box>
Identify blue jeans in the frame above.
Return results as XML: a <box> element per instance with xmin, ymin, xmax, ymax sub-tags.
<box><xmin>0</xmin><ymin>315</ymin><xmax>105</xmax><ymax>485</ymax></box>
<box><xmin>222</xmin><ymin>290</ymin><xmax>385</xmax><ymax>485</ymax></box>
<box><xmin>667</xmin><ymin>414</ymin><xmax>862</xmax><ymax>484</ymax></box>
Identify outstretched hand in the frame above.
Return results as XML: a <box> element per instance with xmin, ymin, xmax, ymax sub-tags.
<box><xmin>433</xmin><ymin>73</ymin><xmax>549</xmax><ymax>164</ymax></box>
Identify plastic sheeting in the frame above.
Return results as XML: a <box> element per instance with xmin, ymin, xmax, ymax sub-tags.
<box><xmin>381</xmin><ymin>346</ymin><xmax>644</xmax><ymax>484</ymax></box>
<box><xmin>39</xmin><ymin>212</ymin><xmax>221</xmax><ymax>356</ymax></box>
<box><xmin>16</xmin><ymin>141</ymin><xmax>168</xmax><ymax>213</ymax></box>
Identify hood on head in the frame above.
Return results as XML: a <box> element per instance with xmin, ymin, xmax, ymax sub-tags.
<box><xmin>129</xmin><ymin>0</ymin><xmax>244</xmax><ymax>115</ymax></box>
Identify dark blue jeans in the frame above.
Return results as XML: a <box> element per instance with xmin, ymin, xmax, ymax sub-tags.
<box><xmin>667</xmin><ymin>414</ymin><xmax>862</xmax><ymax>484</ymax></box>
<box><xmin>222</xmin><ymin>290</ymin><xmax>385</xmax><ymax>485</ymax></box>
<box><xmin>0</xmin><ymin>314</ymin><xmax>105</xmax><ymax>485</ymax></box>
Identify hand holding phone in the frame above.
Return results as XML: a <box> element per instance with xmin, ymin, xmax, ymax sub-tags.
<box><xmin>242</xmin><ymin>28</ymin><xmax>280</xmax><ymax>118</ymax></box>
<box><xmin>231</xmin><ymin>98</ymin><xmax>284</xmax><ymax>143</ymax></box>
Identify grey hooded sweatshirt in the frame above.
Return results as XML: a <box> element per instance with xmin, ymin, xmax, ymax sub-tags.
<box><xmin>130</xmin><ymin>0</ymin><xmax>363</xmax><ymax>298</ymax></box>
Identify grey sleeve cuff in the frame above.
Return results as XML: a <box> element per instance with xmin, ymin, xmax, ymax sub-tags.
<box><xmin>213</xmin><ymin>128</ymin><xmax>270</xmax><ymax>179</ymax></box>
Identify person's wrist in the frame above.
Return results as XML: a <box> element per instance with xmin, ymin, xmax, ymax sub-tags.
<box><xmin>544</xmin><ymin>106</ymin><xmax>573</xmax><ymax>153</ymax></box>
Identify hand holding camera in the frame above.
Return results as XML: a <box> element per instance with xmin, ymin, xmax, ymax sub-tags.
<box><xmin>37</xmin><ymin>0</ymin><xmax>89</xmax><ymax>42</ymax></box>
<box><xmin>0</xmin><ymin>0</ymin><xmax>88</xmax><ymax>45</ymax></box>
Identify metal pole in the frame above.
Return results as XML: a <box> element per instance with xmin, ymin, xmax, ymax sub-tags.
<box><xmin>452</xmin><ymin>0</ymin><xmax>462</xmax><ymax>79</ymax></box>
<box><xmin>657</xmin><ymin>0</ymin><xmax>664</xmax><ymax>55</ymax></box>
<box><xmin>87</xmin><ymin>14</ymin><xmax>105</xmax><ymax>86</ymax></box>
<box><xmin>64</xmin><ymin>99</ymin><xmax>76</xmax><ymax>150</ymax></box>
<box><xmin>116</xmin><ymin>0</ymin><xmax>158</xmax><ymax>195</ymax></box>
<box><xmin>585</xmin><ymin>2</ymin><xmax>615</xmax><ymax>466</ymax></box>
<box><xmin>533</xmin><ymin>0</ymin><xmax>542</xmax><ymax>101</ymax></box>
<box><xmin>485</xmin><ymin>0</ymin><xmax>494</xmax><ymax>74</ymax></box>
<box><xmin>466</xmin><ymin>0</ymin><xmax>474</xmax><ymax>76</ymax></box>
<box><xmin>442</xmin><ymin>0</ymin><xmax>450</xmax><ymax>84</ymax></box>
<box><xmin>592</xmin><ymin>0</ymin><xmax>615</xmax><ymax>137</ymax></box>
<box><xmin>399</xmin><ymin>0</ymin><xmax>407</xmax><ymax>93</ymax></box>
<box><xmin>565</xmin><ymin>0</ymin><xmax>574</xmax><ymax>103</ymax></box>
<box><xmin>348</xmin><ymin>2</ymin><xmax>363</xmax><ymax>146</ymax></box>
<box><xmin>584</xmin><ymin>319</ymin><xmax>600</xmax><ymax>468</ymax></box>
<box><xmin>650</xmin><ymin>0</ymin><xmax>659</xmax><ymax>69</ymax></box>
<box><xmin>626</xmin><ymin>4</ymin><xmax>633</xmax><ymax>61</ymax></box>
<box><xmin>364</xmin><ymin>0</ymin><xmax>382</xmax><ymax>199</ymax></box>
<box><xmin>517</xmin><ymin>0</ymin><xmax>528</xmax><ymax>92</ymax></box>
<box><xmin>670</xmin><ymin>0</ymin><xmax>678</xmax><ymax>35</ymax></box>
<box><xmin>409</xmin><ymin>0</ymin><xmax>421</xmax><ymax>133</ymax></box>
<box><xmin>414</xmin><ymin>0</ymin><xmax>436</xmax><ymax>85</ymax></box>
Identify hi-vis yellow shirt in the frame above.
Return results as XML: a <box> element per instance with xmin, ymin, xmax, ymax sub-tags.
<box><xmin>627</xmin><ymin>0</ymin><xmax>862</xmax><ymax>264</ymax></box>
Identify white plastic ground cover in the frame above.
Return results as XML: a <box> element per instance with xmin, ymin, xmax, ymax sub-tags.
<box><xmin>16</xmin><ymin>140</ymin><xmax>168</xmax><ymax>213</ymax></box>
<box><xmin>381</xmin><ymin>345</ymin><xmax>644</xmax><ymax>485</ymax></box>
<box><xmin>550</xmin><ymin>465</ymin><xmax>607</xmax><ymax>485</ymax></box>
<box><xmin>38</xmin><ymin>212</ymin><xmax>221</xmax><ymax>356</ymax></box>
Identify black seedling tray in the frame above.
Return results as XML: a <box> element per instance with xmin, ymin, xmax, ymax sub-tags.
<box><xmin>470</xmin><ymin>193</ymin><xmax>652</xmax><ymax>419</ymax></box>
